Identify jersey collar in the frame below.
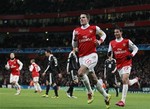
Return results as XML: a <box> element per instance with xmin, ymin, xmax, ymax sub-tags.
<box><xmin>81</xmin><ymin>24</ymin><xmax>90</xmax><ymax>29</ymax></box>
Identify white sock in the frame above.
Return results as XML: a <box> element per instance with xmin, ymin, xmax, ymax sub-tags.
<box><xmin>96</xmin><ymin>81</ymin><xmax>108</xmax><ymax>99</ymax></box>
<box><xmin>15</xmin><ymin>83</ymin><xmax>21</xmax><ymax>90</ymax></box>
<box><xmin>129</xmin><ymin>78</ymin><xmax>138</xmax><ymax>86</ymax></box>
<box><xmin>81</xmin><ymin>74</ymin><xmax>93</xmax><ymax>93</ymax></box>
<box><xmin>34</xmin><ymin>83</ymin><xmax>38</xmax><ymax>91</ymax></box>
<box><xmin>121</xmin><ymin>84</ymin><xmax>128</xmax><ymax>103</ymax></box>
<box><xmin>37</xmin><ymin>83</ymin><xmax>42</xmax><ymax>91</ymax></box>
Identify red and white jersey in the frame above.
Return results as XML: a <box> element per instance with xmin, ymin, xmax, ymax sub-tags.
<box><xmin>6</xmin><ymin>58</ymin><xmax>23</xmax><ymax>76</ymax></box>
<box><xmin>29</xmin><ymin>62</ymin><xmax>41</xmax><ymax>78</ymax></box>
<box><xmin>108</xmin><ymin>38</ymin><xmax>138</xmax><ymax>69</ymax></box>
<box><xmin>72</xmin><ymin>24</ymin><xmax>106</xmax><ymax>57</ymax></box>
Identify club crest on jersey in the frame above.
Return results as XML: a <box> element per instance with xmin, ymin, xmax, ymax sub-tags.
<box><xmin>89</xmin><ymin>29</ymin><xmax>93</xmax><ymax>33</ymax></box>
<box><xmin>117</xmin><ymin>48</ymin><xmax>122</xmax><ymax>51</ymax></box>
<box><xmin>123</xmin><ymin>43</ymin><xmax>126</xmax><ymax>46</ymax></box>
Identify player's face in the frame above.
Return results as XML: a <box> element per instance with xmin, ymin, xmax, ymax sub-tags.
<box><xmin>10</xmin><ymin>53</ymin><xmax>15</xmax><ymax>59</ymax></box>
<box><xmin>80</xmin><ymin>14</ymin><xmax>89</xmax><ymax>26</ymax></box>
<box><xmin>45</xmin><ymin>51</ymin><xmax>50</xmax><ymax>57</ymax></box>
<box><xmin>114</xmin><ymin>29</ymin><xmax>122</xmax><ymax>39</ymax></box>
<box><xmin>30</xmin><ymin>60</ymin><xmax>33</xmax><ymax>64</ymax></box>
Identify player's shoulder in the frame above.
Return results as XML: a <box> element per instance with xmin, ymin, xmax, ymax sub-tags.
<box><xmin>74</xmin><ymin>27</ymin><xmax>81</xmax><ymax>31</ymax></box>
<box><xmin>110</xmin><ymin>39</ymin><xmax>116</xmax><ymax>43</ymax></box>
<box><xmin>89</xmin><ymin>25</ymin><xmax>96</xmax><ymax>28</ymax></box>
<box><xmin>105</xmin><ymin>59</ymin><xmax>109</xmax><ymax>62</ymax></box>
<box><xmin>88</xmin><ymin>25</ymin><xmax>97</xmax><ymax>30</ymax></box>
<box><xmin>110</xmin><ymin>39</ymin><xmax>116</xmax><ymax>44</ymax></box>
<box><xmin>123</xmin><ymin>38</ymin><xmax>129</xmax><ymax>41</ymax></box>
<box><xmin>112</xmin><ymin>58</ymin><xmax>116</xmax><ymax>61</ymax></box>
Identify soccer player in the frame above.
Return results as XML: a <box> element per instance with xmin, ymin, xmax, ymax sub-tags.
<box><xmin>29</xmin><ymin>59</ymin><xmax>42</xmax><ymax>93</ymax></box>
<box><xmin>42</xmin><ymin>49</ymin><xmax>60</xmax><ymax>98</ymax></box>
<box><xmin>104</xmin><ymin>53</ymin><xmax>119</xmax><ymax>97</ymax></box>
<box><xmin>5</xmin><ymin>53</ymin><xmax>23</xmax><ymax>95</ymax></box>
<box><xmin>108</xmin><ymin>27</ymin><xmax>139</xmax><ymax>107</ymax></box>
<box><xmin>66</xmin><ymin>48</ymin><xmax>79</xmax><ymax>98</ymax></box>
<box><xmin>72</xmin><ymin>13</ymin><xmax>111</xmax><ymax>108</ymax></box>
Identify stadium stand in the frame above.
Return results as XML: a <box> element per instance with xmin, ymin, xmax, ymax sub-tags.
<box><xmin>0</xmin><ymin>0</ymin><xmax>150</xmax><ymax>90</ymax></box>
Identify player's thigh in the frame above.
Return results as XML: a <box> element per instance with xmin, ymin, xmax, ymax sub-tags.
<box><xmin>10</xmin><ymin>75</ymin><xmax>19</xmax><ymax>83</ymax></box>
<box><xmin>118</xmin><ymin>66</ymin><xmax>131</xmax><ymax>77</ymax></box>
<box><xmin>33</xmin><ymin>77</ymin><xmax>39</xmax><ymax>82</ymax></box>
<box><xmin>79</xmin><ymin>53</ymin><xmax>98</xmax><ymax>71</ymax></box>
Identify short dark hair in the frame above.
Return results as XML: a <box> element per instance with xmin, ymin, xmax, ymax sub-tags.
<box><xmin>31</xmin><ymin>59</ymin><xmax>35</xmax><ymax>62</ymax></box>
<box><xmin>114</xmin><ymin>25</ymin><xmax>123</xmax><ymax>32</ymax></box>
<box><xmin>45</xmin><ymin>48</ymin><xmax>52</xmax><ymax>53</ymax></box>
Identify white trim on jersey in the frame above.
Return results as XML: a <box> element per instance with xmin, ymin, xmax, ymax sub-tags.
<box><xmin>108</xmin><ymin>43</ymin><xmax>112</xmax><ymax>53</ymax></box>
<box><xmin>72</xmin><ymin>30</ymin><xmax>78</xmax><ymax>48</ymax></box>
<box><xmin>96</xmin><ymin>26</ymin><xmax>106</xmax><ymax>42</ymax></box>
<box><xmin>49</xmin><ymin>73</ymin><xmax>52</xmax><ymax>85</ymax></box>
<box><xmin>128</xmin><ymin>39</ymin><xmax>138</xmax><ymax>56</ymax></box>
<box><xmin>17</xmin><ymin>59</ymin><xmax>23</xmax><ymax>71</ymax></box>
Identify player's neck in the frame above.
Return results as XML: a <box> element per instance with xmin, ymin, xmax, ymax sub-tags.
<box><xmin>10</xmin><ymin>58</ymin><xmax>15</xmax><ymax>60</ymax></box>
<box><xmin>81</xmin><ymin>23</ymin><xmax>90</xmax><ymax>29</ymax></box>
<box><xmin>109</xmin><ymin>57</ymin><xmax>112</xmax><ymax>60</ymax></box>
<box><xmin>116</xmin><ymin>37</ymin><xmax>123</xmax><ymax>42</ymax></box>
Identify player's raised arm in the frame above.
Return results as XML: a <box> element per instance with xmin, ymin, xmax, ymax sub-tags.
<box><xmin>96</xmin><ymin>26</ymin><xmax>106</xmax><ymax>46</ymax></box>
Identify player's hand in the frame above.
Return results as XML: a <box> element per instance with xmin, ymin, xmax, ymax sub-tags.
<box><xmin>112</xmin><ymin>71</ymin><xmax>115</xmax><ymax>73</ymax></box>
<box><xmin>95</xmin><ymin>40</ymin><xmax>102</xmax><ymax>47</ymax></box>
<box><xmin>5</xmin><ymin>65</ymin><xmax>9</xmax><ymax>70</ymax></box>
<box><xmin>10</xmin><ymin>65</ymin><xmax>16</xmax><ymax>68</ymax></box>
<box><xmin>126</xmin><ymin>55</ymin><xmax>133</xmax><ymax>60</ymax></box>
<box><xmin>42</xmin><ymin>72</ymin><xmax>46</xmax><ymax>77</ymax></box>
<box><xmin>16</xmin><ymin>69</ymin><xmax>19</xmax><ymax>71</ymax></box>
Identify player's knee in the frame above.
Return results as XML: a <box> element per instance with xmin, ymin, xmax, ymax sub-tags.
<box><xmin>122</xmin><ymin>79</ymin><xmax>128</xmax><ymax>84</ymax></box>
<box><xmin>11</xmin><ymin>81</ymin><xmax>16</xmax><ymax>85</ymax></box>
<box><xmin>34</xmin><ymin>81</ymin><xmax>38</xmax><ymax>84</ymax></box>
<box><xmin>78</xmin><ymin>66</ymin><xmax>87</xmax><ymax>77</ymax></box>
<box><xmin>78</xmin><ymin>69</ymin><xmax>84</xmax><ymax>77</ymax></box>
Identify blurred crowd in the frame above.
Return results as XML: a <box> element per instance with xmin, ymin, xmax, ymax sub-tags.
<box><xmin>0</xmin><ymin>51</ymin><xmax>150</xmax><ymax>88</ymax></box>
<box><xmin>0</xmin><ymin>0</ymin><xmax>149</xmax><ymax>14</ymax></box>
<box><xmin>0</xmin><ymin>11</ymin><xmax>149</xmax><ymax>28</ymax></box>
<box><xmin>0</xmin><ymin>28</ymin><xmax>150</xmax><ymax>48</ymax></box>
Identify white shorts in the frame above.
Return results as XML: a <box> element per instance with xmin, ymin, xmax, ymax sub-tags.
<box><xmin>10</xmin><ymin>74</ymin><xmax>19</xmax><ymax>83</ymax></box>
<box><xmin>117</xmin><ymin>66</ymin><xmax>131</xmax><ymax>77</ymax></box>
<box><xmin>33</xmin><ymin>77</ymin><xmax>39</xmax><ymax>82</ymax></box>
<box><xmin>79</xmin><ymin>53</ymin><xmax>98</xmax><ymax>72</ymax></box>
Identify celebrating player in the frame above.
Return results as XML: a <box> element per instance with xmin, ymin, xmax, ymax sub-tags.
<box><xmin>72</xmin><ymin>13</ymin><xmax>111</xmax><ymax>108</ymax></box>
<box><xmin>108</xmin><ymin>27</ymin><xmax>139</xmax><ymax>107</ymax></box>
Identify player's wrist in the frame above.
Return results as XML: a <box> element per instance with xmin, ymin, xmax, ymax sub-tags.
<box><xmin>99</xmin><ymin>38</ymin><xmax>103</xmax><ymax>43</ymax></box>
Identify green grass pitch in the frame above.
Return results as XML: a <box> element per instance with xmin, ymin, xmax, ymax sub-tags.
<box><xmin>0</xmin><ymin>88</ymin><xmax>150</xmax><ymax>109</ymax></box>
